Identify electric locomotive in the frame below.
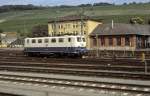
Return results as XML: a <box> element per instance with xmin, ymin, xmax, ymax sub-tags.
<box><xmin>24</xmin><ymin>35</ymin><xmax>87</xmax><ymax>57</ymax></box>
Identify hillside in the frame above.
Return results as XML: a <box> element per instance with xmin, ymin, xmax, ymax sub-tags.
<box><xmin>0</xmin><ymin>3</ymin><xmax>150</xmax><ymax>35</ymax></box>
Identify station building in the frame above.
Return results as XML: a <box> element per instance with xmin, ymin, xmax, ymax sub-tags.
<box><xmin>90</xmin><ymin>23</ymin><xmax>150</xmax><ymax>51</ymax></box>
<box><xmin>48</xmin><ymin>15</ymin><xmax>102</xmax><ymax>48</ymax></box>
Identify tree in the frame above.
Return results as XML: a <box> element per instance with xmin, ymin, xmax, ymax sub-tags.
<box><xmin>93</xmin><ymin>2</ymin><xmax>113</xmax><ymax>6</ymax></box>
<box><xmin>0</xmin><ymin>29</ymin><xmax>3</xmax><ymax>33</ymax></box>
<box><xmin>129</xmin><ymin>2</ymin><xmax>137</xmax><ymax>5</ymax></box>
<box><xmin>123</xmin><ymin>3</ymin><xmax>127</xmax><ymax>5</ymax></box>
<box><xmin>78</xmin><ymin>4</ymin><xmax>92</xmax><ymax>7</ymax></box>
<box><xmin>129</xmin><ymin>17</ymin><xmax>144</xmax><ymax>24</ymax></box>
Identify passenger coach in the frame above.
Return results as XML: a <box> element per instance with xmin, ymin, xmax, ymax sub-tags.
<box><xmin>24</xmin><ymin>35</ymin><xmax>87</xmax><ymax>57</ymax></box>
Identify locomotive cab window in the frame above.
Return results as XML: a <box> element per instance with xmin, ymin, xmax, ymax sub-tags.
<box><xmin>32</xmin><ymin>39</ymin><xmax>36</xmax><ymax>43</ymax></box>
<box><xmin>77</xmin><ymin>37</ymin><xmax>81</xmax><ymax>42</ymax></box>
<box><xmin>44</xmin><ymin>39</ymin><xmax>49</xmax><ymax>43</ymax></box>
<box><xmin>59</xmin><ymin>38</ymin><xmax>64</xmax><ymax>43</ymax></box>
<box><xmin>51</xmin><ymin>38</ymin><xmax>56</xmax><ymax>43</ymax></box>
<box><xmin>38</xmin><ymin>39</ymin><xmax>42</xmax><ymax>43</ymax></box>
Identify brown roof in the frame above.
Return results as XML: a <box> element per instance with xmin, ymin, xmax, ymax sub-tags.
<box><xmin>48</xmin><ymin>15</ymin><xmax>91</xmax><ymax>23</ymax></box>
<box><xmin>91</xmin><ymin>23</ymin><xmax>150</xmax><ymax>36</ymax></box>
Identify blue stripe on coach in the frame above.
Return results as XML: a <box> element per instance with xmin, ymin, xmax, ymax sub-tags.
<box><xmin>24</xmin><ymin>47</ymin><xmax>87</xmax><ymax>54</ymax></box>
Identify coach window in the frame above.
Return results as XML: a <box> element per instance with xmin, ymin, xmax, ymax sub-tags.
<box><xmin>44</xmin><ymin>39</ymin><xmax>49</xmax><ymax>43</ymax></box>
<box><xmin>32</xmin><ymin>39</ymin><xmax>36</xmax><ymax>43</ymax></box>
<box><xmin>38</xmin><ymin>39</ymin><xmax>42</xmax><ymax>43</ymax></box>
<box><xmin>59</xmin><ymin>38</ymin><xmax>64</xmax><ymax>43</ymax></box>
<box><xmin>77</xmin><ymin>37</ymin><xmax>81</xmax><ymax>42</ymax></box>
<box><xmin>68</xmin><ymin>38</ymin><xmax>71</xmax><ymax>42</ymax></box>
<box><xmin>51</xmin><ymin>38</ymin><xmax>56</xmax><ymax>43</ymax></box>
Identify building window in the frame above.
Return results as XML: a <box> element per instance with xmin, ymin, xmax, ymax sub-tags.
<box><xmin>125</xmin><ymin>36</ymin><xmax>130</xmax><ymax>46</ymax></box>
<box><xmin>38</xmin><ymin>39</ymin><xmax>42</xmax><ymax>43</ymax></box>
<box><xmin>52</xmin><ymin>24</ymin><xmax>55</xmax><ymax>29</ymax></box>
<box><xmin>73</xmin><ymin>25</ymin><xmax>76</xmax><ymax>28</ymax></box>
<box><xmin>83</xmin><ymin>24</ymin><xmax>86</xmax><ymax>27</ymax></box>
<box><xmin>58</xmin><ymin>25</ymin><xmax>61</xmax><ymax>29</ymax></box>
<box><xmin>93</xmin><ymin>38</ymin><xmax>97</xmax><ymax>46</ymax></box>
<box><xmin>32</xmin><ymin>39</ymin><xmax>36</xmax><ymax>43</ymax></box>
<box><xmin>59</xmin><ymin>38</ymin><xmax>64</xmax><ymax>43</ymax></box>
<box><xmin>109</xmin><ymin>37</ymin><xmax>113</xmax><ymax>46</ymax></box>
<box><xmin>84</xmin><ymin>31</ymin><xmax>86</xmax><ymax>35</ymax></box>
<box><xmin>117</xmin><ymin>37</ymin><xmax>121</xmax><ymax>46</ymax></box>
<box><xmin>61</xmin><ymin>25</ymin><xmax>63</xmax><ymax>29</ymax></box>
<box><xmin>51</xmin><ymin>38</ymin><xmax>56</xmax><ymax>43</ymax></box>
<box><xmin>101</xmin><ymin>37</ymin><xmax>105</xmax><ymax>46</ymax></box>
<box><xmin>68</xmin><ymin>24</ymin><xmax>70</xmax><ymax>28</ymax></box>
<box><xmin>137</xmin><ymin>36</ymin><xmax>143</xmax><ymax>48</ymax></box>
<box><xmin>76</xmin><ymin>25</ymin><xmax>78</xmax><ymax>28</ymax></box>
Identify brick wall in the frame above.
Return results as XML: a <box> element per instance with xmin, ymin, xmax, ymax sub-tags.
<box><xmin>90</xmin><ymin>35</ymin><xmax>137</xmax><ymax>50</ymax></box>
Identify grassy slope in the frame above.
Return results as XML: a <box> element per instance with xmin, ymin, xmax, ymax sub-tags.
<box><xmin>0</xmin><ymin>4</ymin><xmax>150</xmax><ymax>33</ymax></box>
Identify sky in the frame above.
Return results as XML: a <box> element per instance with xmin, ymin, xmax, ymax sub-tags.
<box><xmin>0</xmin><ymin>0</ymin><xmax>150</xmax><ymax>6</ymax></box>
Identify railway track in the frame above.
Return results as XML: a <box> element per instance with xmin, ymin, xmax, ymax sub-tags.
<box><xmin>0</xmin><ymin>65</ymin><xmax>150</xmax><ymax>80</ymax></box>
<box><xmin>0</xmin><ymin>49</ymin><xmax>150</xmax><ymax>95</ymax></box>
<box><xmin>0</xmin><ymin>61</ymin><xmax>149</xmax><ymax>72</ymax></box>
<box><xmin>0</xmin><ymin>56</ymin><xmax>149</xmax><ymax>66</ymax></box>
<box><xmin>0</xmin><ymin>73</ymin><xmax>150</xmax><ymax>95</ymax></box>
<box><xmin>0</xmin><ymin>56</ymin><xmax>149</xmax><ymax>80</ymax></box>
